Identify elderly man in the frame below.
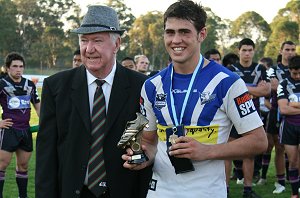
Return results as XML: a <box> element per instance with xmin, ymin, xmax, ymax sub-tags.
<box><xmin>35</xmin><ymin>5</ymin><xmax>151</xmax><ymax>198</ymax></box>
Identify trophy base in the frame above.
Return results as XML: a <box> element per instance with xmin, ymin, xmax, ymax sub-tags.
<box><xmin>128</xmin><ymin>153</ymin><xmax>149</xmax><ymax>164</ymax></box>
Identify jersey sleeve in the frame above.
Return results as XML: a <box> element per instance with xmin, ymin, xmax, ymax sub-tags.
<box><xmin>140</xmin><ymin>82</ymin><xmax>157</xmax><ymax>131</ymax></box>
<box><xmin>30</xmin><ymin>81</ymin><xmax>40</xmax><ymax>104</ymax></box>
<box><xmin>224</xmin><ymin>78</ymin><xmax>263</xmax><ymax>134</ymax></box>
<box><xmin>277</xmin><ymin>80</ymin><xmax>288</xmax><ymax>101</ymax></box>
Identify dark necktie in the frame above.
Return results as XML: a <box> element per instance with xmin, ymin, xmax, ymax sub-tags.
<box><xmin>88</xmin><ymin>79</ymin><xmax>107</xmax><ymax>196</ymax></box>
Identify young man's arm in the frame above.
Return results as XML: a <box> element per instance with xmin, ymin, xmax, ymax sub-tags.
<box><xmin>168</xmin><ymin>126</ymin><xmax>267</xmax><ymax>160</ymax></box>
<box><xmin>278</xmin><ymin>99</ymin><xmax>300</xmax><ymax>115</ymax></box>
<box><xmin>33</xmin><ymin>102</ymin><xmax>41</xmax><ymax>117</ymax></box>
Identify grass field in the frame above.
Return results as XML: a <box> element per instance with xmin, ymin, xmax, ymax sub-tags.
<box><xmin>1</xmin><ymin>89</ymin><xmax>294</xmax><ymax>197</ymax></box>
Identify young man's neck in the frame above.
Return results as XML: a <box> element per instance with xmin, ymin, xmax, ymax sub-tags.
<box><xmin>239</xmin><ymin>60</ymin><xmax>252</xmax><ymax>67</ymax></box>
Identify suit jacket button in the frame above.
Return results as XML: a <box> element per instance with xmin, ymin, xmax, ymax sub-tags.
<box><xmin>75</xmin><ymin>190</ymin><xmax>80</xmax><ymax>195</ymax></box>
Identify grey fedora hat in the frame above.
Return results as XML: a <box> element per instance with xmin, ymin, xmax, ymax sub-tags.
<box><xmin>71</xmin><ymin>5</ymin><xmax>125</xmax><ymax>35</ymax></box>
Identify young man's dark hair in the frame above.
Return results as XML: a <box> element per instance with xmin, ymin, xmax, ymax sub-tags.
<box><xmin>163</xmin><ymin>0</ymin><xmax>207</xmax><ymax>33</ymax></box>
<box><xmin>288</xmin><ymin>55</ymin><xmax>300</xmax><ymax>70</ymax></box>
<box><xmin>204</xmin><ymin>49</ymin><xmax>221</xmax><ymax>59</ymax></box>
<box><xmin>280</xmin><ymin>41</ymin><xmax>295</xmax><ymax>50</ymax></box>
<box><xmin>5</xmin><ymin>52</ymin><xmax>25</xmax><ymax>68</ymax></box>
<box><xmin>121</xmin><ymin>56</ymin><xmax>135</xmax><ymax>64</ymax></box>
<box><xmin>259</xmin><ymin>57</ymin><xmax>273</xmax><ymax>69</ymax></box>
<box><xmin>238</xmin><ymin>38</ymin><xmax>255</xmax><ymax>49</ymax></box>
<box><xmin>222</xmin><ymin>53</ymin><xmax>239</xmax><ymax>67</ymax></box>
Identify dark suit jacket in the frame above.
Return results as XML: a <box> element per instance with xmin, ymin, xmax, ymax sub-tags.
<box><xmin>35</xmin><ymin>64</ymin><xmax>152</xmax><ymax>198</ymax></box>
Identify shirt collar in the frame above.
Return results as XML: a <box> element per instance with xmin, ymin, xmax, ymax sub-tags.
<box><xmin>86</xmin><ymin>61</ymin><xmax>117</xmax><ymax>86</ymax></box>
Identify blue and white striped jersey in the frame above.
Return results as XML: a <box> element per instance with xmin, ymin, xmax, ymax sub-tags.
<box><xmin>141</xmin><ymin>61</ymin><xmax>263</xmax><ymax>198</ymax></box>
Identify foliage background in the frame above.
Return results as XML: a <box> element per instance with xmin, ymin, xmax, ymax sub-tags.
<box><xmin>0</xmin><ymin>0</ymin><xmax>299</xmax><ymax>73</ymax></box>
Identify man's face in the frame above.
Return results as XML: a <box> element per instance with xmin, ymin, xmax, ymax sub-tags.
<box><xmin>280</xmin><ymin>44</ymin><xmax>296</xmax><ymax>63</ymax></box>
<box><xmin>79</xmin><ymin>32</ymin><xmax>119</xmax><ymax>77</ymax></box>
<box><xmin>290</xmin><ymin>68</ymin><xmax>300</xmax><ymax>81</ymax></box>
<box><xmin>136</xmin><ymin>57</ymin><xmax>149</xmax><ymax>73</ymax></box>
<box><xmin>7</xmin><ymin>60</ymin><xmax>24</xmax><ymax>82</ymax></box>
<box><xmin>73</xmin><ymin>54</ymin><xmax>82</xmax><ymax>68</ymax></box>
<box><xmin>209</xmin><ymin>54</ymin><xmax>221</xmax><ymax>64</ymax></box>
<box><xmin>164</xmin><ymin>17</ymin><xmax>204</xmax><ymax>66</ymax></box>
<box><xmin>239</xmin><ymin>45</ymin><xmax>254</xmax><ymax>63</ymax></box>
<box><xmin>122</xmin><ymin>60</ymin><xmax>136</xmax><ymax>70</ymax></box>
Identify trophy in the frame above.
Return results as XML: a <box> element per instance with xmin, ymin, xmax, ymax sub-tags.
<box><xmin>117</xmin><ymin>112</ymin><xmax>149</xmax><ymax>164</ymax></box>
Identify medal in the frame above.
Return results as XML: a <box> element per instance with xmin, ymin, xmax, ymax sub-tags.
<box><xmin>169</xmin><ymin>134</ymin><xmax>178</xmax><ymax>145</ymax></box>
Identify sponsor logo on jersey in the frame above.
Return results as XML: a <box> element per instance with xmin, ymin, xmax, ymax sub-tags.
<box><xmin>155</xmin><ymin>93</ymin><xmax>167</xmax><ymax>110</ymax></box>
<box><xmin>200</xmin><ymin>91</ymin><xmax>216</xmax><ymax>105</ymax></box>
<box><xmin>234</xmin><ymin>92</ymin><xmax>256</xmax><ymax>118</ymax></box>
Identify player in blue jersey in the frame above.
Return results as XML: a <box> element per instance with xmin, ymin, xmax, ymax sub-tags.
<box><xmin>122</xmin><ymin>1</ymin><xmax>267</xmax><ymax>198</ymax></box>
<box><xmin>277</xmin><ymin>55</ymin><xmax>300</xmax><ymax>198</ymax></box>
<box><xmin>0</xmin><ymin>52</ymin><xmax>40</xmax><ymax>198</ymax></box>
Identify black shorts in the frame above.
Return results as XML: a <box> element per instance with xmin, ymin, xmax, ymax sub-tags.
<box><xmin>280</xmin><ymin>121</ymin><xmax>300</xmax><ymax>145</ymax></box>
<box><xmin>266</xmin><ymin>108</ymin><xmax>280</xmax><ymax>134</ymax></box>
<box><xmin>0</xmin><ymin>128</ymin><xmax>33</xmax><ymax>152</ymax></box>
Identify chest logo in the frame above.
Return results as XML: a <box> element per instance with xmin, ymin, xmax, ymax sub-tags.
<box><xmin>200</xmin><ymin>91</ymin><xmax>216</xmax><ymax>105</ymax></box>
<box><xmin>155</xmin><ymin>93</ymin><xmax>167</xmax><ymax>110</ymax></box>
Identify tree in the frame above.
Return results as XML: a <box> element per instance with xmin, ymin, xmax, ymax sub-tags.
<box><xmin>0</xmin><ymin>0</ymin><xmax>21</xmax><ymax>62</ymax></box>
<box><xmin>229</xmin><ymin>11</ymin><xmax>271</xmax><ymax>60</ymax></box>
<box><xmin>105</xmin><ymin>0</ymin><xmax>136</xmax><ymax>60</ymax></box>
<box><xmin>264</xmin><ymin>0</ymin><xmax>300</xmax><ymax>58</ymax></box>
<box><xmin>128</xmin><ymin>11</ymin><xmax>168</xmax><ymax>70</ymax></box>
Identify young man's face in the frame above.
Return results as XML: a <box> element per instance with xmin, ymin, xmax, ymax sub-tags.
<box><xmin>280</xmin><ymin>44</ymin><xmax>296</xmax><ymax>63</ymax></box>
<box><xmin>209</xmin><ymin>54</ymin><xmax>221</xmax><ymax>64</ymax></box>
<box><xmin>7</xmin><ymin>60</ymin><xmax>24</xmax><ymax>82</ymax></box>
<box><xmin>164</xmin><ymin>17</ymin><xmax>205</xmax><ymax>66</ymax></box>
<box><xmin>290</xmin><ymin>68</ymin><xmax>300</xmax><ymax>81</ymax></box>
<box><xmin>239</xmin><ymin>45</ymin><xmax>255</xmax><ymax>64</ymax></box>
<box><xmin>122</xmin><ymin>59</ymin><xmax>136</xmax><ymax>70</ymax></box>
<box><xmin>73</xmin><ymin>54</ymin><xmax>82</xmax><ymax>68</ymax></box>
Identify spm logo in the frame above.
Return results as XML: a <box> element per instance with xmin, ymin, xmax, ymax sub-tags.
<box><xmin>234</xmin><ymin>92</ymin><xmax>256</xmax><ymax>118</ymax></box>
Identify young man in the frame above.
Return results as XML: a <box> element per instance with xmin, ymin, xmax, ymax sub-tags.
<box><xmin>121</xmin><ymin>57</ymin><xmax>136</xmax><ymax>70</ymax></box>
<box><xmin>135</xmin><ymin>55</ymin><xmax>150</xmax><ymax>75</ymax></box>
<box><xmin>0</xmin><ymin>52</ymin><xmax>40</xmax><ymax>198</ymax></box>
<box><xmin>277</xmin><ymin>55</ymin><xmax>300</xmax><ymax>198</ymax></box>
<box><xmin>35</xmin><ymin>5</ymin><xmax>151</xmax><ymax>198</ymax></box>
<box><xmin>72</xmin><ymin>49</ymin><xmax>82</xmax><ymax>68</ymax></box>
<box><xmin>122</xmin><ymin>1</ymin><xmax>267</xmax><ymax>198</ymax></box>
<box><xmin>204</xmin><ymin>48</ymin><xmax>222</xmax><ymax>64</ymax></box>
<box><xmin>258</xmin><ymin>41</ymin><xmax>297</xmax><ymax>193</ymax></box>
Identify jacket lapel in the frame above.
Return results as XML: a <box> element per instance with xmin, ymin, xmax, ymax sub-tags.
<box><xmin>106</xmin><ymin>64</ymin><xmax>130</xmax><ymax>131</ymax></box>
<box><xmin>71</xmin><ymin>66</ymin><xmax>91</xmax><ymax>133</ymax></box>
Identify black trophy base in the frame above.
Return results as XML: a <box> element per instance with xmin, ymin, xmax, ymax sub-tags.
<box><xmin>128</xmin><ymin>152</ymin><xmax>149</xmax><ymax>164</ymax></box>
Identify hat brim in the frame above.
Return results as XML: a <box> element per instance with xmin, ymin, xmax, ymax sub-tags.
<box><xmin>71</xmin><ymin>27</ymin><xmax>125</xmax><ymax>35</ymax></box>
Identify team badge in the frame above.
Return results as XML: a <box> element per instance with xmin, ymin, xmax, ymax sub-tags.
<box><xmin>234</xmin><ymin>92</ymin><xmax>256</xmax><ymax>118</ymax></box>
<box><xmin>200</xmin><ymin>91</ymin><xmax>216</xmax><ymax>105</ymax></box>
<box><xmin>155</xmin><ymin>93</ymin><xmax>167</xmax><ymax>110</ymax></box>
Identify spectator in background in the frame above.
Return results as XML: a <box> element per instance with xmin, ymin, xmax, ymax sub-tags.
<box><xmin>0</xmin><ymin>52</ymin><xmax>40</xmax><ymax>198</ymax></box>
<box><xmin>135</xmin><ymin>55</ymin><xmax>150</xmax><ymax>75</ymax></box>
<box><xmin>72</xmin><ymin>49</ymin><xmax>82</xmax><ymax>68</ymax></box>
<box><xmin>222</xmin><ymin>52</ymin><xmax>239</xmax><ymax>68</ymax></box>
<box><xmin>204</xmin><ymin>48</ymin><xmax>222</xmax><ymax>64</ymax></box>
<box><xmin>121</xmin><ymin>57</ymin><xmax>136</xmax><ymax>70</ymax></box>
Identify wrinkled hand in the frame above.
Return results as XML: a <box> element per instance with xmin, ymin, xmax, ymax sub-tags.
<box><xmin>122</xmin><ymin>140</ymin><xmax>156</xmax><ymax>170</ymax></box>
<box><xmin>0</xmin><ymin>118</ymin><xmax>13</xmax><ymax>129</ymax></box>
<box><xmin>168</xmin><ymin>136</ymin><xmax>210</xmax><ymax>161</ymax></box>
